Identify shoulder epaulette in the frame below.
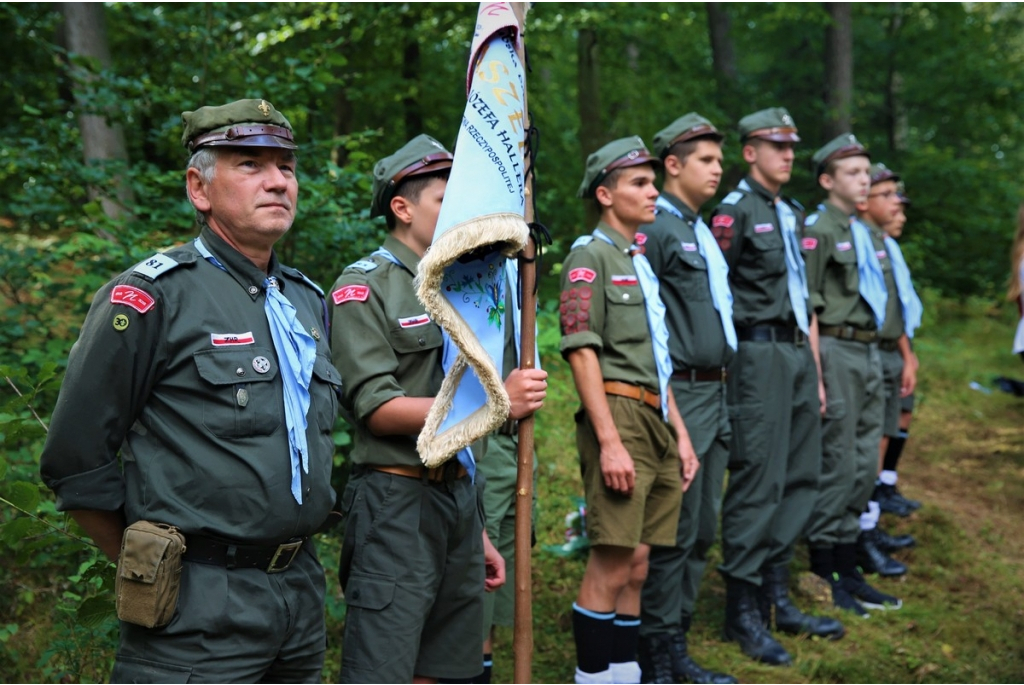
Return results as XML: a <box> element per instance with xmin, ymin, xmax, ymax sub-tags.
<box><xmin>785</xmin><ymin>196</ymin><xmax>805</xmax><ymax>212</ymax></box>
<box><xmin>721</xmin><ymin>191</ymin><xmax>744</xmax><ymax>206</ymax></box>
<box><xmin>347</xmin><ymin>259</ymin><xmax>380</xmax><ymax>273</ymax></box>
<box><xmin>281</xmin><ymin>265</ymin><xmax>325</xmax><ymax>297</ymax></box>
<box><xmin>804</xmin><ymin>213</ymin><xmax>819</xmax><ymax>227</ymax></box>
<box><xmin>132</xmin><ymin>252</ymin><xmax>183</xmax><ymax>281</ymax></box>
<box><xmin>570</xmin><ymin>235</ymin><xmax>594</xmax><ymax>250</ymax></box>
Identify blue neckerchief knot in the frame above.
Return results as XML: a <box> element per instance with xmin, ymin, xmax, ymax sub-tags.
<box><xmin>654</xmin><ymin>196</ymin><xmax>737</xmax><ymax>350</ymax></box>
<box><xmin>850</xmin><ymin>218</ymin><xmax>888</xmax><ymax>328</ymax></box>
<box><xmin>883</xmin><ymin>237</ymin><xmax>923</xmax><ymax>338</ymax></box>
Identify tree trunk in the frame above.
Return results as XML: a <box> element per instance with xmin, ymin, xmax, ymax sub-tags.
<box><xmin>884</xmin><ymin>3</ymin><xmax>907</xmax><ymax>153</ymax></box>
<box><xmin>401</xmin><ymin>10</ymin><xmax>422</xmax><ymax>140</ymax></box>
<box><xmin>706</xmin><ymin>3</ymin><xmax>738</xmax><ymax>113</ymax></box>
<box><xmin>577</xmin><ymin>28</ymin><xmax>603</xmax><ymax>229</ymax></box>
<box><xmin>62</xmin><ymin>2</ymin><xmax>134</xmax><ymax>225</ymax></box>
<box><xmin>823</xmin><ymin>2</ymin><xmax>854</xmax><ymax>139</ymax></box>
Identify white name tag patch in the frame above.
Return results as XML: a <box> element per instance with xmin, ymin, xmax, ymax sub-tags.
<box><xmin>211</xmin><ymin>332</ymin><xmax>255</xmax><ymax>346</ymax></box>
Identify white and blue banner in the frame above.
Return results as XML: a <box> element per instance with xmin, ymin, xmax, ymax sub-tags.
<box><xmin>415</xmin><ymin>2</ymin><xmax>531</xmax><ymax>467</ymax></box>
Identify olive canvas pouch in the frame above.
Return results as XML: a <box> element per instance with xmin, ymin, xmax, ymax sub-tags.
<box><xmin>115</xmin><ymin>521</ymin><xmax>186</xmax><ymax>628</ymax></box>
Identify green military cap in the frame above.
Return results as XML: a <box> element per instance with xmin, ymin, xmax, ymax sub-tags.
<box><xmin>812</xmin><ymin>132</ymin><xmax>869</xmax><ymax>174</ymax></box>
<box><xmin>869</xmin><ymin>162</ymin><xmax>901</xmax><ymax>186</ymax></box>
<box><xmin>652</xmin><ymin>113</ymin><xmax>723</xmax><ymax>158</ymax></box>
<box><xmin>181</xmin><ymin>98</ymin><xmax>295</xmax><ymax>152</ymax></box>
<box><xmin>370</xmin><ymin>134</ymin><xmax>454</xmax><ymax>219</ymax></box>
<box><xmin>738</xmin><ymin>107</ymin><xmax>800</xmax><ymax>143</ymax></box>
<box><xmin>577</xmin><ymin>136</ymin><xmax>660</xmax><ymax>199</ymax></box>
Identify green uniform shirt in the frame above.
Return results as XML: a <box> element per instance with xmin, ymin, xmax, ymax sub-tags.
<box><xmin>709</xmin><ymin>176</ymin><xmax>811</xmax><ymax>329</ymax></box>
<box><xmin>642</xmin><ymin>192</ymin><xmax>733</xmax><ymax>370</ymax></box>
<box><xmin>40</xmin><ymin>227</ymin><xmax>340</xmax><ymax>544</ymax></box>
<box><xmin>559</xmin><ymin>222</ymin><xmax>658</xmax><ymax>392</ymax></box>
<box><xmin>802</xmin><ymin>201</ymin><xmax>877</xmax><ymax>330</ymax></box>
<box><xmin>330</xmin><ymin>235</ymin><xmax>445</xmax><ymax>468</ymax></box>
<box><xmin>867</xmin><ymin>220</ymin><xmax>904</xmax><ymax>341</ymax></box>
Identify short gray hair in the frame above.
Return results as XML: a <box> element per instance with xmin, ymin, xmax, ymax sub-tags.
<box><xmin>186</xmin><ymin>147</ymin><xmax>219</xmax><ymax>226</ymax></box>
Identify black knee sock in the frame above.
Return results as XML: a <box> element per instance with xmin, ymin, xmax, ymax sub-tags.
<box><xmin>610</xmin><ymin>614</ymin><xmax>641</xmax><ymax>664</ymax></box>
<box><xmin>572</xmin><ymin>603</ymin><xmax>615</xmax><ymax>674</ymax></box>
<box><xmin>882</xmin><ymin>431</ymin><xmax>908</xmax><ymax>472</ymax></box>
<box><xmin>809</xmin><ymin>546</ymin><xmax>835</xmax><ymax>580</ymax></box>
<box><xmin>472</xmin><ymin>653</ymin><xmax>492</xmax><ymax>684</ymax></box>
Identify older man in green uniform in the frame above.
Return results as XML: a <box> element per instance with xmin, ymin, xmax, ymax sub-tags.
<box><xmin>330</xmin><ymin>135</ymin><xmax>547</xmax><ymax>684</ymax></box>
<box><xmin>802</xmin><ymin>134</ymin><xmax>901</xmax><ymax>615</ymax></box>
<box><xmin>563</xmin><ymin>137</ymin><xmax>698</xmax><ymax>684</ymax></box>
<box><xmin>636</xmin><ymin>114</ymin><xmax>736</xmax><ymax>685</ymax></box>
<box><xmin>709</xmin><ymin>108</ymin><xmax>844</xmax><ymax>666</ymax></box>
<box><xmin>40</xmin><ymin>99</ymin><xmax>342</xmax><ymax>682</ymax></box>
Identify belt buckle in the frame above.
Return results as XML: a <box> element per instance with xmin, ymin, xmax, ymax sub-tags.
<box><xmin>266</xmin><ymin>540</ymin><xmax>303</xmax><ymax>573</ymax></box>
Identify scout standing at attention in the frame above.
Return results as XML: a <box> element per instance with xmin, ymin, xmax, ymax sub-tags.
<box><xmin>561</xmin><ymin>137</ymin><xmax>699</xmax><ymax>685</ymax></box>
<box><xmin>636</xmin><ymin>113</ymin><xmax>737</xmax><ymax>685</ymax></box>
<box><xmin>41</xmin><ymin>99</ymin><xmax>342</xmax><ymax>682</ymax></box>
<box><xmin>709</xmin><ymin>108</ymin><xmax>844</xmax><ymax>666</ymax></box>
<box><xmin>329</xmin><ymin>135</ymin><xmax>547</xmax><ymax>684</ymax></box>
<box><xmin>802</xmin><ymin>134</ymin><xmax>901</xmax><ymax>615</ymax></box>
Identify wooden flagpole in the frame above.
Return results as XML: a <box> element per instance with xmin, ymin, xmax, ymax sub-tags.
<box><xmin>511</xmin><ymin>4</ymin><xmax>535</xmax><ymax>683</ymax></box>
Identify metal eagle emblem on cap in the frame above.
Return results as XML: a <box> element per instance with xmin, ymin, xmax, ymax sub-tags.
<box><xmin>782</xmin><ymin>113</ymin><xmax>794</xmax><ymax>126</ymax></box>
<box><xmin>257</xmin><ymin>100</ymin><xmax>271</xmax><ymax>117</ymax></box>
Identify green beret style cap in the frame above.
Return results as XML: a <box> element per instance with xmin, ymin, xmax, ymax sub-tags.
<box><xmin>370</xmin><ymin>134</ymin><xmax>454</xmax><ymax>218</ymax></box>
<box><xmin>652</xmin><ymin>113</ymin><xmax>723</xmax><ymax>158</ymax></box>
<box><xmin>812</xmin><ymin>132</ymin><xmax>870</xmax><ymax>174</ymax></box>
<box><xmin>738</xmin><ymin>107</ymin><xmax>800</xmax><ymax>142</ymax></box>
<box><xmin>181</xmin><ymin>98</ymin><xmax>295</xmax><ymax>152</ymax></box>
<box><xmin>869</xmin><ymin>162</ymin><xmax>901</xmax><ymax>186</ymax></box>
<box><xmin>577</xmin><ymin>136</ymin><xmax>660</xmax><ymax>199</ymax></box>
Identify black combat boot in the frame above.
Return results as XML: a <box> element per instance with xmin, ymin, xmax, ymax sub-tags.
<box><xmin>857</xmin><ymin>529</ymin><xmax>907</xmax><ymax>576</ymax></box>
<box><xmin>637</xmin><ymin>633</ymin><xmax>675</xmax><ymax>684</ymax></box>
<box><xmin>812</xmin><ymin>545</ymin><xmax>868</xmax><ymax>618</ymax></box>
<box><xmin>874</xmin><ymin>525</ymin><xmax>915</xmax><ymax>551</ymax></box>
<box><xmin>666</xmin><ymin>617</ymin><xmax>737</xmax><ymax>684</ymax></box>
<box><xmin>837</xmin><ymin>542</ymin><xmax>901</xmax><ymax>611</ymax></box>
<box><xmin>723</xmin><ymin>577</ymin><xmax>791</xmax><ymax>666</ymax></box>
<box><xmin>761</xmin><ymin>564</ymin><xmax>845</xmax><ymax>640</ymax></box>
<box><xmin>874</xmin><ymin>483</ymin><xmax>914</xmax><ymax>517</ymax></box>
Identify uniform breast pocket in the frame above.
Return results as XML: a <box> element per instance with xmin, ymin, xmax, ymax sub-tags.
<box><xmin>310</xmin><ymin>354</ymin><xmax>343</xmax><ymax>434</ymax></box>
<box><xmin>745</xmin><ymin>230</ymin><xmax>787</xmax><ymax>276</ymax></box>
<box><xmin>676</xmin><ymin>251</ymin><xmax>710</xmax><ymax>301</ymax></box>
<box><xmin>604</xmin><ymin>285</ymin><xmax>648</xmax><ymax>345</ymax></box>
<box><xmin>831</xmin><ymin>246</ymin><xmax>860</xmax><ymax>295</ymax></box>
<box><xmin>193</xmin><ymin>347</ymin><xmax>282</xmax><ymax>439</ymax></box>
<box><xmin>389</xmin><ymin>321</ymin><xmax>444</xmax><ymax>356</ymax></box>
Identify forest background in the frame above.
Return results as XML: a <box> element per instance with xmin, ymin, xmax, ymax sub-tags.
<box><xmin>1</xmin><ymin>2</ymin><xmax>1023</xmax><ymax>682</ymax></box>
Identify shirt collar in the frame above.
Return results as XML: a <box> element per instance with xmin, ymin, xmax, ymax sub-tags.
<box><xmin>743</xmin><ymin>175</ymin><xmax>780</xmax><ymax>203</ymax></box>
<box><xmin>822</xmin><ymin>200</ymin><xmax>854</xmax><ymax>226</ymax></box>
<box><xmin>659</xmin><ymin>191</ymin><xmax>699</xmax><ymax>224</ymax></box>
<box><xmin>199</xmin><ymin>226</ymin><xmax>285</xmax><ymax>300</ymax></box>
<box><xmin>596</xmin><ymin>221</ymin><xmax>635</xmax><ymax>252</ymax></box>
<box><xmin>383</xmin><ymin>234</ymin><xmax>422</xmax><ymax>275</ymax></box>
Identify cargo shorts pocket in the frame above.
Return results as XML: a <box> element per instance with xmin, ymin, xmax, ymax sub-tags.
<box><xmin>110</xmin><ymin>655</ymin><xmax>192</xmax><ymax>683</ymax></box>
<box><xmin>341</xmin><ymin>572</ymin><xmax>398</xmax><ymax>671</ymax></box>
<box><xmin>727</xmin><ymin>403</ymin><xmax>765</xmax><ymax>468</ymax></box>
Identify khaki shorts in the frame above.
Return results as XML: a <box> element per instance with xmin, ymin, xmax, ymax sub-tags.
<box><xmin>577</xmin><ymin>395</ymin><xmax>682</xmax><ymax>548</ymax></box>
<box><xmin>879</xmin><ymin>347</ymin><xmax>905</xmax><ymax>438</ymax></box>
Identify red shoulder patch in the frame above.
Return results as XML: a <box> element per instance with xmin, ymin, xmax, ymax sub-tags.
<box><xmin>110</xmin><ymin>285</ymin><xmax>155</xmax><ymax>314</ymax></box>
<box><xmin>801</xmin><ymin>237</ymin><xmax>818</xmax><ymax>251</ymax></box>
<box><xmin>712</xmin><ymin>214</ymin><xmax>734</xmax><ymax>229</ymax></box>
<box><xmin>332</xmin><ymin>284</ymin><xmax>370</xmax><ymax>304</ymax></box>
<box><xmin>569</xmin><ymin>267</ymin><xmax>597</xmax><ymax>283</ymax></box>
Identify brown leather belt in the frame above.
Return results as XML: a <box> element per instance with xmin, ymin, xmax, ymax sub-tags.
<box><xmin>878</xmin><ymin>339</ymin><xmax>900</xmax><ymax>352</ymax></box>
<box><xmin>672</xmin><ymin>367</ymin><xmax>728</xmax><ymax>383</ymax></box>
<box><xmin>604</xmin><ymin>381</ymin><xmax>660</xmax><ymax>411</ymax></box>
<box><xmin>736</xmin><ymin>325</ymin><xmax>806</xmax><ymax>345</ymax></box>
<box><xmin>819</xmin><ymin>325</ymin><xmax>879</xmax><ymax>344</ymax></box>
<box><xmin>369</xmin><ymin>462</ymin><xmax>468</xmax><ymax>483</ymax></box>
<box><xmin>183</xmin><ymin>534</ymin><xmax>307</xmax><ymax>573</ymax></box>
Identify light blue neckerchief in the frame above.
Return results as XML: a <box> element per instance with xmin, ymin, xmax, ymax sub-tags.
<box><xmin>883</xmin><ymin>237</ymin><xmax>923</xmax><ymax>338</ymax></box>
<box><xmin>195</xmin><ymin>237</ymin><xmax>316</xmax><ymax>505</ymax></box>
<box><xmin>593</xmin><ymin>228</ymin><xmax>671</xmax><ymax>421</ymax></box>
<box><xmin>654</xmin><ymin>196</ymin><xmax>737</xmax><ymax>350</ymax></box>
<box><xmin>849</xmin><ymin>217</ymin><xmax>888</xmax><ymax>329</ymax></box>
<box><xmin>374</xmin><ymin>246</ymin><xmax>476</xmax><ymax>480</ymax></box>
<box><xmin>740</xmin><ymin>180</ymin><xmax>810</xmax><ymax>334</ymax></box>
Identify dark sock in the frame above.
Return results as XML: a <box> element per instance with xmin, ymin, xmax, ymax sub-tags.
<box><xmin>882</xmin><ymin>431</ymin><xmax>908</xmax><ymax>472</ymax></box>
<box><xmin>473</xmin><ymin>654</ymin><xmax>492</xmax><ymax>684</ymax></box>
<box><xmin>572</xmin><ymin>603</ymin><xmax>615</xmax><ymax>673</ymax></box>
<box><xmin>809</xmin><ymin>546</ymin><xmax>834</xmax><ymax>580</ymax></box>
<box><xmin>610</xmin><ymin>613</ymin><xmax>641</xmax><ymax>664</ymax></box>
<box><xmin>835</xmin><ymin>542</ymin><xmax>860</xmax><ymax>578</ymax></box>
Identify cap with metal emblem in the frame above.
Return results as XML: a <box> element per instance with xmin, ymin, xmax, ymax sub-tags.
<box><xmin>869</xmin><ymin>162</ymin><xmax>901</xmax><ymax>186</ymax></box>
<box><xmin>812</xmin><ymin>132</ymin><xmax>870</xmax><ymax>175</ymax></box>
<box><xmin>578</xmin><ymin>136</ymin><xmax>660</xmax><ymax>199</ymax></box>
<box><xmin>738</xmin><ymin>107</ymin><xmax>800</xmax><ymax>143</ymax></box>
<box><xmin>370</xmin><ymin>134</ymin><xmax>454</xmax><ymax>219</ymax></box>
<box><xmin>181</xmin><ymin>99</ymin><xmax>296</xmax><ymax>152</ymax></box>
<box><xmin>652</xmin><ymin>113</ymin><xmax>723</xmax><ymax>158</ymax></box>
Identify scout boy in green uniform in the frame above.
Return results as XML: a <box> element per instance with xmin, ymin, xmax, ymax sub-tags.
<box><xmin>562</xmin><ymin>137</ymin><xmax>699</xmax><ymax>685</ymax></box>
<box><xmin>802</xmin><ymin>134</ymin><xmax>902</xmax><ymax>615</ymax></box>
<box><xmin>40</xmin><ymin>99</ymin><xmax>342</xmax><ymax>682</ymax></box>
<box><xmin>709</xmin><ymin>108</ymin><xmax>844</xmax><ymax>666</ymax></box>
<box><xmin>852</xmin><ymin>163</ymin><xmax>919</xmax><ymax>576</ymax></box>
<box><xmin>330</xmin><ymin>135</ymin><xmax>547</xmax><ymax>684</ymax></box>
<box><xmin>637</xmin><ymin>113</ymin><xmax>737</xmax><ymax>685</ymax></box>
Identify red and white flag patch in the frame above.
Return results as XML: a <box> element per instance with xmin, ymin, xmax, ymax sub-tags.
<box><xmin>836</xmin><ymin>241</ymin><xmax>852</xmax><ymax>252</ymax></box>
<box><xmin>569</xmin><ymin>267</ymin><xmax>597</xmax><ymax>283</ymax></box>
<box><xmin>611</xmin><ymin>275</ymin><xmax>639</xmax><ymax>287</ymax></box>
<box><xmin>876</xmin><ymin>250</ymin><xmax>888</xmax><ymax>260</ymax></box>
<box><xmin>110</xmin><ymin>285</ymin><xmax>155</xmax><ymax>314</ymax></box>
<box><xmin>754</xmin><ymin>223</ymin><xmax>774</xmax><ymax>233</ymax></box>
<box><xmin>211</xmin><ymin>332</ymin><xmax>255</xmax><ymax>346</ymax></box>
<box><xmin>682</xmin><ymin>242</ymin><xmax>698</xmax><ymax>252</ymax></box>
<box><xmin>801</xmin><ymin>237</ymin><xmax>818</xmax><ymax>250</ymax></box>
<box><xmin>332</xmin><ymin>284</ymin><xmax>370</xmax><ymax>304</ymax></box>
<box><xmin>712</xmin><ymin>215</ymin><xmax>734</xmax><ymax>229</ymax></box>
<box><xmin>398</xmin><ymin>314</ymin><xmax>431</xmax><ymax>328</ymax></box>
<box><xmin>634</xmin><ymin>232</ymin><xmax>648</xmax><ymax>246</ymax></box>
